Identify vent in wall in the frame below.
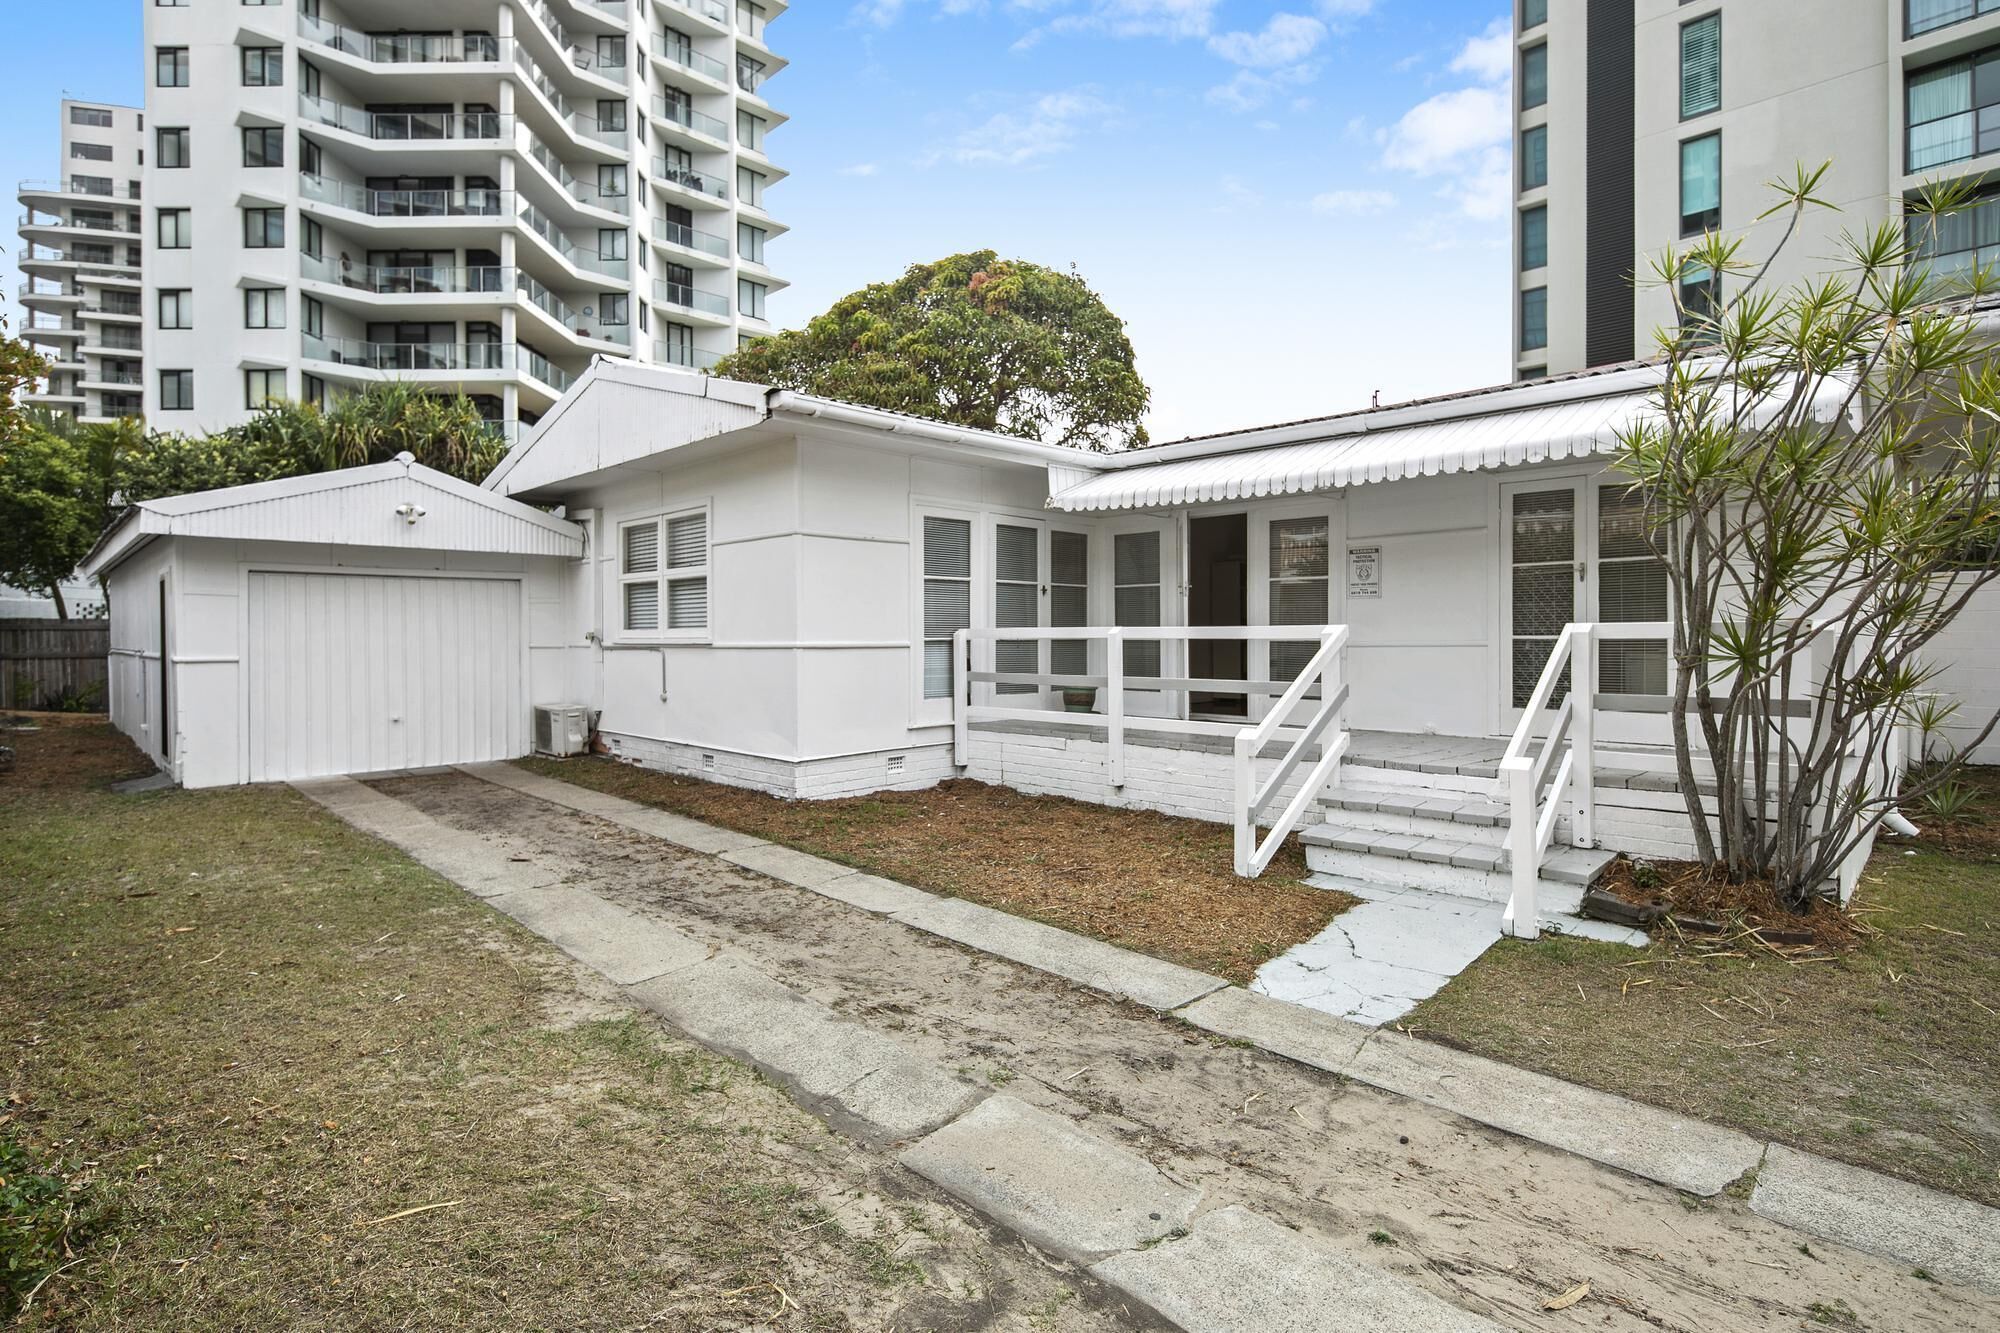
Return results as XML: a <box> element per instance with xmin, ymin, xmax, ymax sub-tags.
<box><xmin>701</xmin><ymin>752</ymin><xmax>716</xmax><ymax>773</ymax></box>
<box><xmin>886</xmin><ymin>755</ymin><xmax>906</xmax><ymax>776</ymax></box>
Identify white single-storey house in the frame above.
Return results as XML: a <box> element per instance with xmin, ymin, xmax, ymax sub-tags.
<box><xmin>83</xmin><ymin>360</ymin><xmax>1995</xmax><ymax>931</ymax></box>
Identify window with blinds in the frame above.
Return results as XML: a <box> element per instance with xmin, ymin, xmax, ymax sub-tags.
<box><xmin>1050</xmin><ymin>531</ymin><xmax>1089</xmax><ymax>679</ymax></box>
<box><xmin>1114</xmin><ymin>530</ymin><xmax>1163</xmax><ymax>680</ymax></box>
<box><xmin>1679</xmin><ymin>132</ymin><xmax>1721</xmax><ymax>235</ymax></box>
<box><xmin>619</xmin><ymin>507</ymin><xmax>709</xmax><ymax>637</ymax></box>
<box><xmin>993</xmin><ymin>523</ymin><xmax>1041</xmax><ymax>695</ymax></box>
<box><xmin>1268</xmin><ymin>518</ymin><xmax>1330</xmax><ymax>681</ymax></box>
<box><xmin>922</xmin><ymin>516</ymin><xmax>971</xmax><ymax>699</ymax></box>
<box><xmin>1679</xmin><ymin>14</ymin><xmax>1720</xmax><ymax>119</ymax></box>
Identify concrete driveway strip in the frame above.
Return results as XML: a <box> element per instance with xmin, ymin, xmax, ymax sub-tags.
<box><xmin>1092</xmin><ymin>1206</ymin><xmax>1504</xmax><ymax>1333</ymax></box>
<box><xmin>899</xmin><ymin>1095</ymin><xmax>1202</xmax><ymax>1264</ymax></box>
<box><xmin>1750</xmin><ymin>1145</ymin><xmax>2000</xmax><ymax>1294</ymax></box>
<box><xmin>890</xmin><ymin>896</ymin><xmax>1227</xmax><ymax>1011</ymax></box>
<box><xmin>456</xmin><ymin>762</ymin><xmax>768</xmax><ymax>854</ymax></box>
<box><xmin>487</xmin><ymin>884</ymin><xmax>716</xmax><ymax>986</ymax></box>
<box><xmin>627</xmin><ymin>953</ymin><xmax>983</xmax><ymax>1147</ymax></box>
<box><xmin>1174</xmin><ymin>987</ymin><xmax>1373</xmax><ymax>1076</ymax></box>
<box><xmin>1348</xmin><ymin>1031</ymin><xmax>1765</xmax><ymax>1197</ymax></box>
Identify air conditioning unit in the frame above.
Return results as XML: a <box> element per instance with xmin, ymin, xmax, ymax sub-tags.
<box><xmin>532</xmin><ymin>705</ymin><xmax>592</xmax><ymax>758</ymax></box>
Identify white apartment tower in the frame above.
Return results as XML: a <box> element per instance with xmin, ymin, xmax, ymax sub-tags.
<box><xmin>141</xmin><ymin>0</ymin><xmax>787</xmax><ymax>437</ymax></box>
<box><xmin>16</xmin><ymin>100</ymin><xmax>148</xmax><ymax>424</ymax></box>
<box><xmin>1512</xmin><ymin>0</ymin><xmax>1999</xmax><ymax>377</ymax></box>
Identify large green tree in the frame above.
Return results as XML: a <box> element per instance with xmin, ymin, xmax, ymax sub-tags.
<box><xmin>0</xmin><ymin>425</ymin><xmax>96</xmax><ymax>619</ymax></box>
<box><xmin>715</xmin><ymin>250</ymin><xmax>1150</xmax><ymax>451</ymax></box>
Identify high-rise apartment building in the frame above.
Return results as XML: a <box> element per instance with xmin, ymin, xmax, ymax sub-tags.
<box><xmin>16</xmin><ymin>100</ymin><xmax>148</xmax><ymax>424</ymax></box>
<box><xmin>1512</xmin><ymin>0</ymin><xmax>1997</xmax><ymax>377</ymax></box>
<box><xmin>141</xmin><ymin>0</ymin><xmax>786</xmax><ymax>436</ymax></box>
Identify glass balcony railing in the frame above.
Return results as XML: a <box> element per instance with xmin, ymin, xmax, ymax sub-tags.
<box><xmin>18</xmin><ymin>211</ymin><xmax>140</xmax><ymax>234</ymax></box>
<box><xmin>650</xmin><ymin>95</ymin><xmax>729</xmax><ymax>142</ymax></box>
<box><xmin>300</xmin><ymin>172</ymin><xmax>509</xmax><ymax>218</ymax></box>
<box><xmin>81</xmin><ymin>296</ymin><xmax>142</xmax><ymax>317</ymax></box>
<box><xmin>301</xmin><ymin>251</ymin><xmax>507</xmax><ymax>294</ymax></box>
<box><xmin>85</xmin><ymin>368</ymin><xmax>144</xmax><ymax>387</ymax></box>
<box><xmin>299</xmin><ymin>94</ymin><xmax>508</xmax><ymax>142</ymax></box>
<box><xmin>662</xmin><ymin>0</ymin><xmax>730</xmax><ymax>27</ymax></box>
<box><xmin>521</xmin><ymin>346</ymin><xmax>577</xmax><ymax>392</ymax></box>
<box><xmin>651</xmin><ymin>158</ymin><xmax>728</xmax><ymax>199</ymax></box>
<box><xmin>653</xmin><ymin>280</ymin><xmax>729</xmax><ymax>317</ymax></box>
<box><xmin>653</xmin><ymin>340</ymin><xmax>722</xmax><ymax>369</ymax></box>
<box><xmin>298</xmin><ymin>14</ymin><xmax>503</xmax><ymax>64</ymax></box>
<box><xmin>302</xmin><ymin>332</ymin><xmax>513</xmax><ymax>373</ymax></box>
<box><xmin>517</xmin><ymin>198</ymin><xmax>631</xmax><ymax>278</ymax></box>
<box><xmin>18</xmin><ymin>178</ymin><xmax>141</xmax><ymax>199</ymax></box>
<box><xmin>18</xmin><ymin>280</ymin><xmax>77</xmax><ymax>300</ymax></box>
<box><xmin>87</xmin><ymin>329</ymin><xmax>142</xmax><ymax>350</ymax></box>
<box><xmin>652</xmin><ymin>217</ymin><xmax>730</xmax><ymax>258</ymax></box>
<box><xmin>524</xmin><ymin>136</ymin><xmax>631</xmax><ymax>214</ymax></box>
<box><xmin>651</xmin><ymin>36</ymin><xmax>728</xmax><ymax>82</ymax></box>
<box><xmin>735</xmin><ymin>57</ymin><xmax>767</xmax><ymax>95</ymax></box>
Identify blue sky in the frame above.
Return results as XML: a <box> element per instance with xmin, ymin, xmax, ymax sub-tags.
<box><xmin>0</xmin><ymin>0</ymin><xmax>1517</xmax><ymax>441</ymax></box>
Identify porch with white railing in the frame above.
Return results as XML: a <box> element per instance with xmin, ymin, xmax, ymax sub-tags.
<box><xmin>948</xmin><ymin>625</ymin><xmax>1352</xmax><ymax>880</ymax></box>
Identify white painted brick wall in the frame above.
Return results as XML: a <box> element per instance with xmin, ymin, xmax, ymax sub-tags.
<box><xmin>961</xmin><ymin>731</ymin><xmax>1314</xmax><ymax>825</ymax></box>
<box><xmin>1925</xmin><ymin>584</ymin><xmax>2000</xmax><ymax>764</ymax></box>
<box><xmin>599</xmin><ymin>731</ymin><xmax>957</xmax><ymax>801</ymax></box>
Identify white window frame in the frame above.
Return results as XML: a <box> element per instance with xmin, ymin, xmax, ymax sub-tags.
<box><xmin>615</xmin><ymin>503</ymin><xmax>711</xmax><ymax>643</ymax></box>
<box><xmin>910</xmin><ymin>503</ymin><xmax>981</xmax><ymax>727</ymax></box>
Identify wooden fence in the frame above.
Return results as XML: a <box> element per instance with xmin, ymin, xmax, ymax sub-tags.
<box><xmin>1</xmin><ymin>619</ymin><xmax>111</xmax><ymax>711</ymax></box>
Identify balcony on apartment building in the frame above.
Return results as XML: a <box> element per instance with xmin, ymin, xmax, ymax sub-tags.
<box><xmin>652</xmin><ymin>279</ymin><xmax>729</xmax><ymax>324</ymax></box>
<box><xmin>17</xmin><ymin>178</ymin><xmax>142</xmax><ymax>203</ymax></box>
<box><xmin>18</xmin><ymin>209</ymin><xmax>141</xmax><ymax>239</ymax></box>
<box><xmin>650</xmin><ymin>93</ymin><xmax>730</xmax><ymax>149</ymax></box>
<box><xmin>298</xmin><ymin>93</ymin><xmax>511</xmax><ymax>146</ymax></box>
<box><xmin>651</xmin><ymin>215</ymin><xmax>730</xmax><ymax>263</ymax></box>
<box><xmin>301</xmin><ymin>331</ymin><xmax>577</xmax><ymax>398</ymax></box>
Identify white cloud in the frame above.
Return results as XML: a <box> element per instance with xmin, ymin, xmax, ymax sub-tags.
<box><xmin>1314</xmin><ymin>0</ymin><xmax>1375</xmax><ymax>16</ymax></box>
<box><xmin>840</xmin><ymin>163</ymin><xmax>881</xmax><ymax>176</ymax></box>
<box><xmin>1205</xmin><ymin>63</ymin><xmax>1317</xmax><ymax>113</ymax></box>
<box><xmin>926</xmin><ymin>89</ymin><xmax>1116</xmax><ymax>166</ymax></box>
<box><xmin>1375</xmin><ymin>18</ymin><xmax>1515</xmax><ymax>222</ymax></box>
<box><xmin>1015</xmin><ymin>0</ymin><xmax>1223</xmax><ymax>48</ymax></box>
<box><xmin>1207</xmin><ymin>12</ymin><xmax>1325</xmax><ymax>67</ymax></box>
<box><xmin>852</xmin><ymin>0</ymin><xmax>985</xmax><ymax>24</ymax></box>
<box><xmin>1378</xmin><ymin>84</ymin><xmax>1510</xmax><ymax>174</ymax></box>
<box><xmin>1310</xmin><ymin>188</ymin><xmax>1396</xmax><ymax>216</ymax></box>
<box><xmin>1449</xmin><ymin>17</ymin><xmax>1514</xmax><ymax>84</ymax></box>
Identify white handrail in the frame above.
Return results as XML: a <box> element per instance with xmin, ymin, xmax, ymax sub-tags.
<box><xmin>1499</xmin><ymin>622</ymin><xmax>1596</xmax><ymax>940</ymax></box>
<box><xmin>947</xmin><ymin>624</ymin><xmax>1349</xmax><ymax>878</ymax></box>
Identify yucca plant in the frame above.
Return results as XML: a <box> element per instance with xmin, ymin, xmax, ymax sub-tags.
<box><xmin>1615</xmin><ymin>166</ymin><xmax>2000</xmax><ymax>905</ymax></box>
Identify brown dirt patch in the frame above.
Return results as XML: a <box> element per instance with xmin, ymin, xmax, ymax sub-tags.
<box><xmin>1</xmin><ymin>713</ymin><xmax>155</xmax><ymax>792</ymax></box>
<box><xmin>1913</xmin><ymin>762</ymin><xmax>2000</xmax><ymax>860</ymax></box>
<box><xmin>516</xmin><ymin>759</ymin><xmax>1352</xmax><ymax>985</ymax></box>
<box><xmin>1593</xmin><ymin>856</ymin><xmax>1866</xmax><ymax>952</ymax></box>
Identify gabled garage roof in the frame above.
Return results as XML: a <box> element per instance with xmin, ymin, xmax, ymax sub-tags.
<box><xmin>82</xmin><ymin>453</ymin><xmax>584</xmax><ymax>578</ymax></box>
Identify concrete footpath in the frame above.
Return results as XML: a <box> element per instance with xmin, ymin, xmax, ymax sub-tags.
<box><xmin>296</xmin><ymin>764</ymin><xmax>2000</xmax><ymax>1327</ymax></box>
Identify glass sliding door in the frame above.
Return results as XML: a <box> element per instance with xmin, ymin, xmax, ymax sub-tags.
<box><xmin>1503</xmin><ymin>481</ymin><xmax>1583</xmax><ymax>719</ymax></box>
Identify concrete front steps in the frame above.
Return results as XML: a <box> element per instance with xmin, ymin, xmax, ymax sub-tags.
<box><xmin>1297</xmin><ymin>764</ymin><xmax>1617</xmax><ymax>914</ymax></box>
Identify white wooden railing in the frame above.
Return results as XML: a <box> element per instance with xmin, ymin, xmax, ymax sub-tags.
<box><xmin>1498</xmin><ymin>622</ymin><xmax>1597</xmax><ymax>940</ymax></box>
<box><xmin>949</xmin><ymin>625</ymin><xmax>1350</xmax><ymax>879</ymax></box>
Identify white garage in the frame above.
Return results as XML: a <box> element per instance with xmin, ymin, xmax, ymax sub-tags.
<box><xmin>83</xmin><ymin>454</ymin><xmax>585</xmax><ymax>789</ymax></box>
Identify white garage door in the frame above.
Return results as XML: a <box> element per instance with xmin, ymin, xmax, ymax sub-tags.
<box><xmin>246</xmin><ymin>571</ymin><xmax>526</xmax><ymax>783</ymax></box>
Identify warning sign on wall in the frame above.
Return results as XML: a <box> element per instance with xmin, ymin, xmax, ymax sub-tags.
<box><xmin>1347</xmin><ymin>546</ymin><xmax>1382</xmax><ymax>599</ymax></box>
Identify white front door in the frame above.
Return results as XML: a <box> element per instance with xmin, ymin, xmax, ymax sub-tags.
<box><xmin>1499</xmin><ymin>475</ymin><xmax>1673</xmax><ymax>742</ymax></box>
<box><xmin>245</xmin><ymin>571</ymin><xmax>525</xmax><ymax>782</ymax></box>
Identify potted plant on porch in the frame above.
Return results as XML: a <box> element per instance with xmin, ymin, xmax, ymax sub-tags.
<box><xmin>1061</xmin><ymin>685</ymin><xmax>1097</xmax><ymax>713</ymax></box>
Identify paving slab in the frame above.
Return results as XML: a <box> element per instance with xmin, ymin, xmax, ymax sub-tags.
<box><xmin>489</xmin><ymin>885</ymin><xmax>715</xmax><ymax>985</ymax></box>
<box><xmin>1091</xmin><ymin>1205</ymin><xmax>1503</xmax><ymax>1332</ymax></box>
<box><xmin>1174</xmin><ymin>987</ymin><xmax>1371</xmax><ymax>1075</ymax></box>
<box><xmin>722</xmin><ymin>841</ymin><xmax>864</xmax><ymax>890</ymax></box>
<box><xmin>890</xmin><ymin>896</ymin><xmax>1227</xmax><ymax>1011</ymax></box>
<box><xmin>628</xmin><ymin>954</ymin><xmax>980</xmax><ymax>1145</ymax></box>
<box><xmin>807</xmin><ymin>871</ymin><xmax>938</xmax><ymax>916</ymax></box>
<box><xmin>898</xmin><ymin>1095</ymin><xmax>1200</xmax><ymax>1263</ymax></box>
<box><xmin>1749</xmin><ymin>1145</ymin><xmax>2000</xmax><ymax>1294</ymax></box>
<box><xmin>1347</xmin><ymin>1031</ymin><xmax>1763</xmax><ymax>1196</ymax></box>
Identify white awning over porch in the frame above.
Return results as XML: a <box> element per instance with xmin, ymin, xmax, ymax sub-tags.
<box><xmin>1046</xmin><ymin>392</ymin><xmax>1650</xmax><ymax>513</ymax></box>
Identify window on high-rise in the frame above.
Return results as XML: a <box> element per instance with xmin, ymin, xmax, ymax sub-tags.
<box><xmin>1908</xmin><ymin>0</ymin><xmax>2000</xmax><ymax>39</ymax></box>
<box><xmin>160</xmin><ymin>370</ymin><xmax>193</xmax><ymax>411</ymax></box>
<box><xmin>245</xmin><ymin>369</ymin><xmax>285</xmax><ymax>409</ymax></box>
<box><xmin>738</xmin><ymin>222</ymin><xmax>766</xmax><ymax>265</ymax></box>
<box><xmin>156</xmin><ymin>127</ymin><xmax>189</xmax><ymax>168</ymax></box>
<box><xmin>242</xmin><ymin>126</ymin><xmax>282</xmax><ymax>168</ymax></box>
<box><xmin>1680</xmin><ymin>132</ymin><xmax>1721</xmax><ymax>234</ymax></box>
<box><xmin>243</xmin><ymin>206</ymin><xmax>284</xmax><ymax>248</ymax></box>
<box><xmin>1680</xmin><ymin>13</ymin><xmax>1720</xmax><ymax>118</ymax></box>
<box><xmin>1521</xmin><ymin>125</ymin><xmax>1548</xmax><ymax>190</ymax></box>
<box><xmin>158</xmin><ymin>289</ymin><xmax>192</xmax><ymax>330</ymax></box>
<box><xmin>71</xmin><ymin>106</ymin><xmax>114</xmax><ymax>127</ymax></box>
<box><xmin>1521</xmin><ymin>44</ymin><xmax>1548</xmax><ymax>110</ymax></box>
<box><xmin>242</xmin><ymin>47</ymin><xmax>282</xmax><ymax>86</ymax></box>
<box><xmin>1907</xmin><ymin>47</ymin><xmax>2000</xmax><ymax>172</ymax></box>
<box><xmin>739</xmin><ymin>279</ymin><xmax>768</xmax><ymax>320</ymax></box>
<box><xmin>157</xmin><ymin>208</ymin><xmax>190</xmax><ymax>248</ymax></box>
<box><xmin>156</xmin><ymin>47</ymin><xmax>189</xmax><ymax>87</ymax></box>
<box><xmin>1679</xmin><ymin>264</ymin><xmax>1721</xmax><ymax>345</ymax></box>
<box><xmin>1521</xmin><ymin>287</ymin><xmax>1548</xmax><ymax>352</ymax></box>
<box><xmin>1522</xmin><ymin>0</ymin><xmax>1547</xmax><ymax>29</ymax></box>
<box><xmin>1521</xmin><ymin>205</ymin><xmax>1548</xmax><ymax>271</ymax></box>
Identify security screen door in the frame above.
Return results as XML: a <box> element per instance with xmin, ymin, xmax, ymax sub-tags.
<box><xmin>991</xmin><ymin>519</ymin><xmax>1047</xmax><ymax>708</ymax></box>
<box><xmin>1500</xmin><ymin>476</ymin><xmax>1672</xmax><ymax>741</ymax></box>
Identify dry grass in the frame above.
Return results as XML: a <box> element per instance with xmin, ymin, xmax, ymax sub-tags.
<box><xmin>1408</xmin><ymin>805</ymin><xmax>2000</xmax><ymax>1206</ymax></box>
<box><xmin>516</xmin><ymin>758</ymin><xmax>1352</xmax><ymax>984</ymax></box>
<box><xmin>0</xmin><ymin>722</ymin><xmax>1034</xmax><ymax>1330</ymax></box>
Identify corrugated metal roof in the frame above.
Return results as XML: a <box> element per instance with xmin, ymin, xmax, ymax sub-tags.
<box><xmin>1048</xmin><ymin>393</ymin><xmax>1650</xmax><ymax>512</ymax></box>
<box><xmin>83</xmin><ymin>455</ymin><xmax>583</xmax><ymax>577</ymax></box>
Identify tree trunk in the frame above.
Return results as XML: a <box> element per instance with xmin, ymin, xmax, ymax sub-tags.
<box><xmin>48</xmin><ymin>581</ymin><xmax>68</xmax><ymax>621</ymax></box>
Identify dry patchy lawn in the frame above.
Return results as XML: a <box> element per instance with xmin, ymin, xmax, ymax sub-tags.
<box><xmin>1408</xmin><ymin>822</ymin><xmax>2000</xmax><ymax>1206</ymax></box>
<box><xmin>515</xmin><ymin>757</ymin><xmax>1350</xmax><ymax>984</ymax></box>
<box><xmin>0</xmin><ymin>719</ymin><xmax>1119</xmax><ymax>1330</ymax></box>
